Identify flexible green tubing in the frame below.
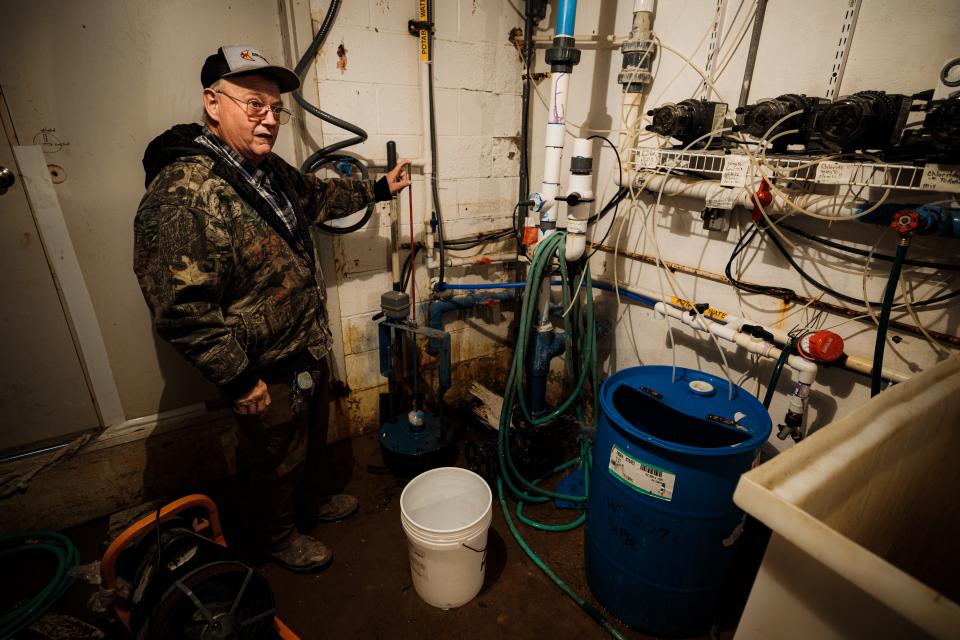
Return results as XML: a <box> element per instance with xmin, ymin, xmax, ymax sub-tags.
<box><xmin>871</xmin><ymin>241</ymin><xmax>909</xmax><ymax>397</ymax></box>
<box><xmin>496</xmin><ymin>231</ymin><xmax>624</xmax><ymax>638</ymax></box>
<box><xmin>762</xmin><ymin>339</ymin><xmax>795</xmax><ymax>409</ymax></box>
<box><xmin>0</xmin><ymin>531</ymin><xmax>79</xmax><ymax>638</ymax></box>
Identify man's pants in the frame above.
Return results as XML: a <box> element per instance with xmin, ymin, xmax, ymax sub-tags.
<box><xmin>234</xmin><ymin>354</ymin><xmax>331</xmax><ymax>549</ymax></box>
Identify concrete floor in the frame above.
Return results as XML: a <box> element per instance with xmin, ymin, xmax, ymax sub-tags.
<box><xmin>34</xmin><ymin>427</ymin><xmax>748</xmax><ymax>639</ymax></box>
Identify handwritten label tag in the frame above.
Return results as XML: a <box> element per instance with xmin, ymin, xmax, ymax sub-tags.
<box><xmin>720</xmin><ymin>155</ymin><xmax>750</xmax><ymax>187</ymax></box>
<box><xmin>919</xmin><ymin>163</ymin><xmax>960</xmax><ymax>193</ymax></box>
<box><xmin>706</xmin><ymin>188</ymin><xmax>737</xmax><ymax>210</ymax></box>
<box><xmin>814</xmin><ymin>161</ymin><xmax>852</xmax><ymax>184</ymax></box>
<box><xmin>636</xmin><ymin>147</ymin><xmax>659</xmax><ymax>169</ymax></box>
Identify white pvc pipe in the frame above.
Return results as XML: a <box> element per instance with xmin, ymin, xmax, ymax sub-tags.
<box><xmin>441</xmin><ymin>252</ymin><xmax>517</xmax><ymax>268</ymax></box>
<box><xmin>844</xmin><ymin>354</ymin><xmax>910</xmax><ymax>384</ymax></box>
<box><xmin>415</xmin><ymin>61</ymin><xmax>436</xmax><ymax>270</ymax></box>
<box><xmin>621</xmin><ymin>171</ymin><xmax>865</xmax><ymax>217</ymax></box>
<box><xmin>565</xmin><ymin>137</ymin><xmax>594</xmax><ymax>261</ymax></box>
<box><xmin>656</xmin><ymin>302</ymin><xmax>818</xmax><ymax>384</ymax></box>
<box><xmin>619</xmin><ymin>282</ymin><xmax>910</xmax><ymax>383</ymax></box>
<box><xmin>655</xmin><ymin>301</ymin><xmax>817</xmax><ymax>425</ymax></box>
<box><xmin>535</xmin><ymin>73</ymin><xmax>570</xmax><ymax>223</ymax></box>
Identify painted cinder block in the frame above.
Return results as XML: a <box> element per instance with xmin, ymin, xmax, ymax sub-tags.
<box><xmin>337</xmin><ymin>270</ymin><xmax>394</xmax><ymax>317</ymax></box>
<box><xmin>319</xmin><ymin>28</ymin><xmax>419</xmax><ymax>86</ymax></box>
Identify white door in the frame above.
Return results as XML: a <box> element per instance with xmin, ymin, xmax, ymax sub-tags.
<box><xmin>0</xmin><ymin>92</ymin><xmax>99</xmax><ymax>456</ymax></box>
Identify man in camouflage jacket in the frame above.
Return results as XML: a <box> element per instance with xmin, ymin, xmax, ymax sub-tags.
<box><xmin>134</xmin><ymin>45</ymin><xmax>410</xmax><ymax>572</ymax></box>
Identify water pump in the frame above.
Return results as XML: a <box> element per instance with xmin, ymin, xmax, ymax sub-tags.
<box><xmin>818</xmin><ymin>90</ymin><xmax>911</xmax><ymax>152</ymax></box>
<box><xmin>646</xmin><ymin>99</ymin><xmax>728</xmax><ymax>147</ymax></box>
<box><xmin>734</xmin><ymin>94</ymin><xmax>829</xmax><ymax>151</ymax></box>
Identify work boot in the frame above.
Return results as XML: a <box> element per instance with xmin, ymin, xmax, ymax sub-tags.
<box><xmin>269</xmin><ymin>532</ymin><xmax>333</xmax><ymax>573</ymax></box>
<box><xmin>302</xmin><ymin>494</ymin><xmax>359</xmax><ymax>525</ymax></box>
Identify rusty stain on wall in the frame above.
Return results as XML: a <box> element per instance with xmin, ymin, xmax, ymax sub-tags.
<box><xmin>336</xmin><ymin>43</ymin><xmax>348</xmax><ymax>73</ymax></box>
<box><xmin>343</xmin><ymin>320</ymin><xmax>367</xmax><ymax>356</ymax></box>
<box><xmin>775</xmin><ymin>299</ymin><xmax>791</xmax><ymax>329</ymax></box>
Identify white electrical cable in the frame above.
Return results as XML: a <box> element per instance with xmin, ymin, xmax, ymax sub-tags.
<box><xmin>901</xmin><ymin>274</ymin><xmax>949</xmax><ymax>356</ymax></box>
<box><xmin>638</xmin><ymin>126</ymin><xmax>740</xmax><ymax>397</ymax></box>
<box><xmin>698</xmin><ymin>0</ymin><xmax>758</xmax><ymax>93</ymax></box>
<box><xmin>652</xmin><ymin>37</ymin><xmax>728</xmax><ymax>105</ymax></box>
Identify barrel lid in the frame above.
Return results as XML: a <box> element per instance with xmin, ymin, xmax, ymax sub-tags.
<box><xmin>599</xmin><ymin>365</ymin><xmax>772</xmax><ymax>455</ymax></box>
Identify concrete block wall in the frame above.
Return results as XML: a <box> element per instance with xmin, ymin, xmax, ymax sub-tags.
<box><xmin>303</xmin><ymin>0</ymin><xmax>529</xmax><ymax>438</ymax></box>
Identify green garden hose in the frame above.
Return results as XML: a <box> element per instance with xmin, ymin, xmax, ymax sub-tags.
<box><xmin>0</xmin><ymin>531</ymin><xmax>79</xmax><ymax>638</ymax></box>
<box><xmin>496</xmin><ymin>231</ymin><xmax>624</xmax><ymax>639</ymax></box>
<box><xmin>762</xmin><ymin>339</ymin><xmax>795</xmax><ymax>409</ymax></box>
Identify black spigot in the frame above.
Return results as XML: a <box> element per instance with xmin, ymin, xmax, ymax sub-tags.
<box><xmin>555</xmin><ymin>192</ymin><xmax>595</xmax><ymax>206</ymax></box>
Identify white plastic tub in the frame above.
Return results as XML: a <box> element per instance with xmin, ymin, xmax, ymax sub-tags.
<box><xmin>733</xmin><ymin>355</ymin><xmax>960</xmax><ymax>639</ymax></box>
<box><xmin>400</xmin><ymin>467</ymin><xmax>493</xmax><ymax>609</ymax></box>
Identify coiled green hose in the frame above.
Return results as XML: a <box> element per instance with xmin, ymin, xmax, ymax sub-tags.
<box><xmin>0</xmin><ymin>531</ymin><xmax>79</xmax><ymax>638</ymax></box>
<box><xmin>496</xmin><ymin>231</ymin><xmax>624</xmax><ymax>639</ymax></box>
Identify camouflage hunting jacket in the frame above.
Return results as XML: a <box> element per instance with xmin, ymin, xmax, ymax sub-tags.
<box><xmin>134</xmin><ymin>123</ymin><xmax>390</xmax><ymax>398</ymax></box>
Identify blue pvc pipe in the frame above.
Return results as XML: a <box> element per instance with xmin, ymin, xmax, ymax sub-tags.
<box><xmin>437</xmin><ymin>282</ymin><xmax>527</xmax><ymax>290</ymax></box>
<box><xmin>427</xmin><ymin>292</ymin><xmax>516</xmax><ymax>354</ymax></box>
<box><xmin>590</xmin><ymin>281</ymin><xmax>658</xmax><ymax>307</ymax></box>
<box><xmin>528</xmin><ymin>328</ymin><xmax>566</xmax><ymax>415</ymax></box>
<box><xmin>555</xmin><ymin>0</ymin><xmax>577</xmax><ymax>37</ymax></box>
<box><xmin>436</xmin><ymin>280</ymin><xmax>658</xmax><ymax>307</ymax></box>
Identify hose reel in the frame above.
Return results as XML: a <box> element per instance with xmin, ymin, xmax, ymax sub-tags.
<box><xmin>100</xmin><ymin>495</ymin><xmax>294</xmax><ymax>640</ymax></box>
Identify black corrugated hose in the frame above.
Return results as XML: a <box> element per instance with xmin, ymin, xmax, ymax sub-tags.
<box><xmin>293</xmin><ymin>0</ymin><xmax>367</xmax><ymax>166</ymax></box>
<box><xmin>292</xmin><ymin>0</ymin><xmax>377</xmax><ymax>235</ymax></box>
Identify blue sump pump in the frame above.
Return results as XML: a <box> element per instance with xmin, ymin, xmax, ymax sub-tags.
<box><xmin>376</xmin><ymin>291</ymin><xmax>456</xmax><ymax>477</ymax></box>
<box><xmin>584</xmin><ymin>365</ymin><xmax>772</xmax><ymax>638</ymax></box>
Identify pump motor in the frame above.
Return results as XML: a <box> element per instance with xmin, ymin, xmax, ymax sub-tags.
<box><xmin>818</xmin><ymin>90</ymin><xmax>912</xmax><ymax>152</ymax></box>
<box><xmin>923</xmin><ymin>96</ymin><xmax>960</xmax><ymax>159</ymax></box>
<box><xmin>734</xmin><ymin>94</ymin><xmax>828</xmax><ymax>151</ymax></box>
<box><xmin>646</xmin><ymin>99</ymin><xmax>728</xmax><ymax>147</ymax></box>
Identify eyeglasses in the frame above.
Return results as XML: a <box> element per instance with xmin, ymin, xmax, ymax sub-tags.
<box><xmin>216</xmin><ymin>90</ymin><xmax>292</xmax><ymax>125</ymax></box>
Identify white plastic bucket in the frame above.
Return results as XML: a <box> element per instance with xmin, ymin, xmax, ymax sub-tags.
<box><xmin>399</xmin><ymin>467</ymin><xmax>493</xmax><ymax>609</ymax></box>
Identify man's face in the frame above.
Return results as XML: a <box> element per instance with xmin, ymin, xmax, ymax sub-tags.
<box><xmin>204</xmin><ymin>74</ymin><xmax>283</xmax><ymax>165</ymax></box>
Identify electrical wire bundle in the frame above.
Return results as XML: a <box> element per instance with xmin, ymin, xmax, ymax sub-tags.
<box><xmin>726</xmin><ymin>221</ymin><xmax>960</xmax><ymax>308</ymax></box>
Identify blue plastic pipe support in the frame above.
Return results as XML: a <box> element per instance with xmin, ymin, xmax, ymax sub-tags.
<box><xmin>427</xmin><ymin>292</ymin><xmax>515</xmax><ymax>354</ymax></box>
<box><xmin>528</xmin><ymin>328</ymin><xmax>567</xmax><ymax>415</ymax></box>
<box><xmin>556</xmin><ymin>0</ymin><xmax>577</xmax><ymax>37</ymax></box>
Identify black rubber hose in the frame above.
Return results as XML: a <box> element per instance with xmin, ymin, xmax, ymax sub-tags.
<box><xmin>516</xmin><ymin>2</ymin><xmax>537</xmax><ymax>283</ymax></box>
<box><xmin>871</xmin><ymin>240</ymin><xmax>910</xmax><ymax>396</ymax></box>
<box><xmin>291</xmin><ymin>0</ymin><xmax>376</xmax><ymax>234</ymax></box>
<box><xmin>426</xmin><ymin>0</ymin><xmax>446</xmax><ymax>289</ymax></box>
<box><xmin>777</xmin><ymin>221</ymin><xmax>960</xmax><ymax>272</ymax></box>
<box><xmin>307</xmin><ymin>155</ymin><xmax>374</xmax><ymax>235</ymax></box>
<box><xmin>293</xmin><ymin>0</ymin><xmax>368</xmax><ymax>168</ymax></box>
<box><xmin>763</xmin><ymin>225</ymin><xmax>960</xmax><ymax>307</ymax></box>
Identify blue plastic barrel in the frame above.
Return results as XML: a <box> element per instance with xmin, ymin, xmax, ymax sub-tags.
<box><xmin>585</xmin><ymin>366</ymin><xmax>771</xmax><ymax>637</ymax></box>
